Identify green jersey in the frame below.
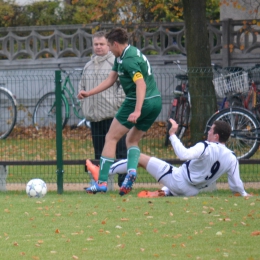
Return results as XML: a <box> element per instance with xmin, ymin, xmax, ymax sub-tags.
<box><xmin>112</xmin><ymin>45</ymin><xmax>161</xmax><ymax>99</ymax></box>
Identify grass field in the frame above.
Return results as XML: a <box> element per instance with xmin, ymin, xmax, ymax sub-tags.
<box><xmin>1</xmin><ymin>189</ymin><xmax>259</xmax><ymax>260</ymax></box>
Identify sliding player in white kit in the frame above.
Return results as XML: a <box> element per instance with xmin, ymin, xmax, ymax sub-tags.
<box><xmin>87</xmin><ymin>119</ymin><xmax>250</xmax><ymax>196</ymax></box>
<box><xmin>105</xmin><ymin>119</ymin><xmax>251</xmax><ymax>197</ymax></box>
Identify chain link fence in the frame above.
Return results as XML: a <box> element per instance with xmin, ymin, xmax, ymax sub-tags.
<box><xmin>0</xmin><ymin>66</ymin><xmax>260</xmax><ymax>192</ymax></box>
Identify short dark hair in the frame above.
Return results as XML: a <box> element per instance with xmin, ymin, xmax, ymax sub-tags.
<box><xmin>105</xmin><ymin>27</ymin><xmax>129</xmax><ymax>44</ymax></box>
<box><xmin>213</xmin><ymin>120</ymin><xmax>231</xmax><ymax>143</ymax></box>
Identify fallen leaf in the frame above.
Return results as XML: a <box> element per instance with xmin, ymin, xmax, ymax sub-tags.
<box><xmin>121</xmin><ymin>218</ymin><xmax>129</xmax><ymax>221</ymax></box>
<box><xmin>13</xmin><ymin>242</ymin><xmax>19</xmax><ymax>246</ymax></box>
<box><xmin>55</xmin><ymin>229</ymin><xmax>60</xmax><ymax>233</ymax></box>
<box><xmin>116</xmin><ymin>244</ymin><xmax>125</xmax><ymax>248</ymax></box>
<box><xmin>251</xmin><ymin>231</ymin><xmax>260</xmax><ymax>236</ymax></box>
<box><xmin>115</xmin><ymin>225</ymin><xmax>122</xmax><ymax>229</ymax></box>
<box><xmin>72</xmin><ymin>255</ymin><xmax>79</xmax><ymax>259</ymax></box>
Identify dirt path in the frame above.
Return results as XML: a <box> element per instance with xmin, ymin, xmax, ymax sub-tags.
<box><xmin>5</xmin><ymin>182</ymin><xmax>258</xmax><ymax>192</ymax></box>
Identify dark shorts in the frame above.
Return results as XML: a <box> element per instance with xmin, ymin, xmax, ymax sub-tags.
<box><xmin>115</xmin><ymin>96</ymin><xmax>162</xmax><ymax>132</ymax></box>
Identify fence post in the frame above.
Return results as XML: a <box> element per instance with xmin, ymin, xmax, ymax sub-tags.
<box><xmin>221</xmin><ymin>19</ymin><xmax>232</xmax><ymax>67</ymax></box>
<box><xmin>55</xmin><ymin>70</ymin><xmax>64</xmax><ymax>194</ymax></box>
<box><xmin>0</xmin><ymin>165</ymin><xmax>8</xmax><ymax>191</ymax></box>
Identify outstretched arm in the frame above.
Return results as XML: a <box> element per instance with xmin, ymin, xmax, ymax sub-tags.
<box><xmin>168</xmin><ymin>119</ymin><xmax>205</xmax><ymax>160</ymax></box>
<box><xmin>78</xmin><ymin>71</ymin><xmax>118</xmax><ymax>99</ymax></box>
<box><xmin>227</xmin><ymin>160</ymin><xmax>252</xmax><ymax>197</ymax></box>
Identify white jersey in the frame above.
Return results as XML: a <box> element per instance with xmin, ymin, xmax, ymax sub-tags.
<box><xmin>169</xmin><ymin>135</ymin><xmax>248</xmax><ymax>196</ymax></box>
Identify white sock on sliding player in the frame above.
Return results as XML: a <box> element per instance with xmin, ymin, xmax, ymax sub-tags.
<box><xmin>109</xmin><ymin>159</ymin><xmax>128</xmax><ymax>175</ymax></box>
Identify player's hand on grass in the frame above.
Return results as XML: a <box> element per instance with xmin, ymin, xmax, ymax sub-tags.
<box><xmin>169</xmin><ymin>118</ymin><xmax>178</xmax><ymax>136</ymax></box>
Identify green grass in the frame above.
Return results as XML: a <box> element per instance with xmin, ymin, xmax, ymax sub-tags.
<box><xmin>1</xmin><ymin>190</ymin><xmax>259</xmax><ymax>260</ymax></box>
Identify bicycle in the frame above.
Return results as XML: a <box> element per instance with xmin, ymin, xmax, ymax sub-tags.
<box><xmin>164</xmin><ymin>60</ymin><xmax>191</xmax><ymax>146</ymax></box>
<box><xmin>205</xmin><ymin>65</ymin><xmax>260</xmax><ymax>159</ymax></box>
<box><xmin>33</xmin><ymin>65</ymin><xmax>90</xmax><ymax>131</ymax></box>
<box><xmin>212</xmin><ymin>64</ymin><xmax>260</xmax><ymax>112</ymax></box>
<box><xmin>0</xmin><ymin>84</ymin><xmax>17</xmax><ymax>139</ymax></box>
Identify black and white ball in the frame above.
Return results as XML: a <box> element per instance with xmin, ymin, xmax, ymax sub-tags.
<box><xmin>26</xmin><ymin>178</ymin><xmax>47</xmax><ymax>198</ymax></box>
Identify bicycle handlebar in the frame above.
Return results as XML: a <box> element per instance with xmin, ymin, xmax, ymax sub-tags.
<box><xmin>58</xmin><ymin>63</ymin><xmax>69</xmax><ymax>75</ymax></box>
<box><xmin>58</xmin><ymin>64</ymin><xmax>84</xmax><ymax>78</ymax></box>
<box><xmin>164</xmin><ymin>60</ymin><xmax>187</xmax><ymax>74</ymax></box>
<box><xmin>212</xmin><ymin>63</ymin><xmax>260</xmax><ymax>74</ymax></box>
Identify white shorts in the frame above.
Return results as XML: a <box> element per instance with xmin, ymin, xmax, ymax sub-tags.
<box><xmin>146</xmin><ymin>157</ymin><xmax>199</xmax><ymax>196</ymax></box>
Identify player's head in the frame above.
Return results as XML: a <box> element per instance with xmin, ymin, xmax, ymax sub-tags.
<box><xmin>105</xmin><ymin>28</ymin><xmax>129</xmax><ymax>57</ymax></box>
<box><xmin>207</xmin><ymin>120</ymin><xmax>231</xmax><ymax>143</ymax></box>
<box><xmin>92</xmin><ymin>31</ymin><xmax>109</xmax><ymax>56</ymax></box>
<box><xmin>105</xmin><ymin>28</ymin><xmax>129</xmax><ymax>45</ymax></box>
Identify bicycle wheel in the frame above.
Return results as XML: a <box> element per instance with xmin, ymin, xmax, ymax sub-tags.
<box><xmin>0</xmin><ymin>88</ymin><xmax>17</xmax><ymax>139</ymax></box>
<box><xmin>206</xmin><ymin>107</ymin><xmax>259</xmax><ymax>159</ymax></box>
<box><xmin>33</xmin><ymin>92</ymin><xmax>68</xmax><ymax>131</ymax></box>
<box><xmin>164</xmin><ymin>97</ymin><xmax>191</xmax><ymax>146</ymax></box>
<box><xmin>164</xmin><ymin>109</ymin><xmax>176</xmax><ymax>146</ymax></box>
<box><xmin>175</xmin><ymin>98</ymin><xmax>191</xmax><ymax>139</ymax></box>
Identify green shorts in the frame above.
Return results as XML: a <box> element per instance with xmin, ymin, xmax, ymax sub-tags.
<box><xmin>115</xmin><ymin>96</ymin><xmax>162</xmax><ymax>132</ymax></box>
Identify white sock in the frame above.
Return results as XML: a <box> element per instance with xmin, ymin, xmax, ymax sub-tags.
<box><xmin>161</xmin><ymin>186</ymin><xmax>173</xmax><ymax>196</ymax></box>
<box><xmin>109</xmin><ymin>159</ymin><xmax>128</xmax><ymax>175</ymax></box>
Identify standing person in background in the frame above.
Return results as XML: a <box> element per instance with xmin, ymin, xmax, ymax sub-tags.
<box><xmin>78</xmin><ymin>27</ymin><xmax>162</xmax><ymax>196</ymax></box>
<box><xmin>78</xmin><ymin>31</ymin><xmax>127</xmax><ymax>187</ymax></box>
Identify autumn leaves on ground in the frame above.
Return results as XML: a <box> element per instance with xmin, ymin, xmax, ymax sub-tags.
<box><xmin>1</xmin><ymin>191</ymin><xmax>259</xmax><ymax>260</ymax></box>
<box><xmin>7</xmin><ymin>122</ymin><xmax>168</xmax><ymax>140</ymax></box>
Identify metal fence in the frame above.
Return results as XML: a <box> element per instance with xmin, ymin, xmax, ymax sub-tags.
<box><xmin>0</xmin><ymin>66</ymin><xmax>260</xmax><ymax>192</ymax></box>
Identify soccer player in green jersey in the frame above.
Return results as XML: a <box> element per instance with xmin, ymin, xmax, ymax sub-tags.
<box><xmin>78</xmin><ymin>27</ymin><xmax>162</xmax><ymax>195</ymax></box>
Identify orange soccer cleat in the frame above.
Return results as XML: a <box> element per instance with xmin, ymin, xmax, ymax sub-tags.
<box><xmin>86</xmin><ymin>159</ymin><xmax>99</xmax><ymax>182</ymax></box>
<box><xmin>137</xmin><ymin>190</ymin><xmax>166</xmax><ymax>198</ymax></box>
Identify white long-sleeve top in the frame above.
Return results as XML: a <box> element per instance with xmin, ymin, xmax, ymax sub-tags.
<box><xmin>169</xmin><ymin>135</ymin><xmax>248</xmax><ymax>196</ymax></box>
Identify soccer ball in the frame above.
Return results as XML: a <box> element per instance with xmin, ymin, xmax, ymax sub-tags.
<box><xmin>26</xmin><ymin>178</ymin><xmax>47</xmax><ymax>198</ymax></box>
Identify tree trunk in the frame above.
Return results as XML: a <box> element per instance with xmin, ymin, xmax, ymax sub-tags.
<box><xmin>182</xmin><ymin>0</ymin><xmax>217</xmax><ymax>143</ymax></box>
